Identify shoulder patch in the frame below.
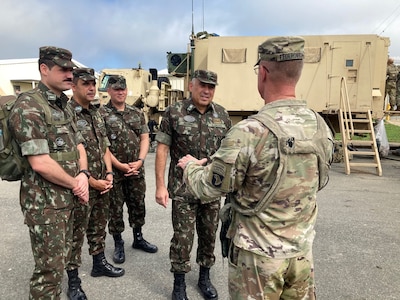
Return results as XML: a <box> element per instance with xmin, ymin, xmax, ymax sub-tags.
<box><xmin>211</xmin><ymin>161</ymin><xmax>226</xmax><ymax>187</ymax></box>
<box><xmin>207</xmin><ymin>158</ymin><xmax>231</xmax><ymax>192</ymax></box>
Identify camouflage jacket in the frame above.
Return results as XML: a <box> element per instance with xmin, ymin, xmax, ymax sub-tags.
<box><xmin>156</xmin><ymin>98</ymin><xmax>231</xmax><ymax>200</ymax></box>
<box><xmin>184</xmin><ymin>100</ymin><xmax>333</xmax><ymax>258</ymax></box>
<box><xmin>387</xmin><ymin>64</ymin><xmax>398</xmax><ymax>82</ymax></box>
<box><xmin>99</xmin><ymin>101</ymin><xmax>148</xmax><ymax>179</ymax></box>
<box><xmin>9</xmin><ymin>82</ymin><xmax>84</xmax><ymax>225</ymax></box>
<box><xmin>68</xmin><ymin>98</ymin><xmax>110</xmax><ymax>179</ymax></box>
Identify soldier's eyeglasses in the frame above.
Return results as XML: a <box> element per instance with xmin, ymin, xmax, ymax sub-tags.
<box><xmin>254</xmin><ymin>65</ymin><xmax>270</xmax><ymax>75</ymax></box>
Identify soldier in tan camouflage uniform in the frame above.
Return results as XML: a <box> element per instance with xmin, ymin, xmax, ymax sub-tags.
<box><xmin>386</xmin><ymin>57</ymin><xmax>399</xmax><ymax>110</ymax></box>
<box><xmin>155</xmin><ymin>70</ymin><xmax>232</xmax><ymax>300</ymax></box>
<box><xmin>99</xmin><ymin>75</ymin><xmax>158</xmax><ymax>265</ymax></box>
<box><xmin>66</xmin><ymin>68</ymin><xmax>125</xmax><ymax>300</ymax></box>
<box><xmin>8</xmin><ymin>47</ymin><xmax>89</xmax><ymax>300</ymax></box>
<box><xmin>178</xmin><ymin>37</ymin><xmax>334</xmax><ymax>300</ymax></box>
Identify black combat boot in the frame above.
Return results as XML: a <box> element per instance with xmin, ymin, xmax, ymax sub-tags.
<box><xmin>172</xmin><ymin>273</ymin><xmax>189</xmax><ymax>300</ymax></box>
<box><xmin>198</xmin><ymin>266</ymin><xmax>218</xmax><ymax>300</ymax></box>
<box><xmin>91</xmin><ymin>252</ymin><xmax>125</xmax><ymax>277</ymax></box>
<box><xmin>113</xmin><ymin>233</ymin><xmax>125</xmax><ymax>264</ymax></box>
<box><xmin>132</xmin><ymin>227</ymin><xmax>158</xmax><ymax>253</ymax></box>
<box><xmin>66</xmin><ymin>269</ymin><xmax>87</xmax><ymax>300</ymax></box>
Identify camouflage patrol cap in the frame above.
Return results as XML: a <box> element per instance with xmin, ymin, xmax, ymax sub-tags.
<box><xmin>39</xmin><ymin>46</ymin><xmax>76</xmax><ymax>68</ymax></box>
<box><xmin>73</xmin><ymin>68</ymin><xmax>96</xmax><ymax>81</ymax></box>
<box><xmin>193</xmin><ymin>69</ymin><xmax>218</xmax><ymax>85</ymax></box>
<box><xmin>108</xmin><ymin>75</ymin><xmax>127</xmax><ymax>89</ymax></box>
<box><xmin>255</xmin><ymin>36</ymin><xmax>305</xmax><ymax>65</ymax></box>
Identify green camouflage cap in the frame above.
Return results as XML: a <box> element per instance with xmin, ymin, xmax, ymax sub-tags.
<box><xmin>255</xmin><ymin>36</ymin><xmax>304</xmax><ymax>65</ymax></box>
<box><xmin>108</xmin><ymin>75</ymin><xmax>127</xmax><ymax>89</ymax></box>
<box><xmin>73</xmin><ymin>68</ymin><xmax>96</xmax><ymax>81</ymax></box>
<box><xmin>39</xmin><ymin>46</ymin><xmax>76</xmax><ymax>68</ymax></box>
<box><xmin>193</xmin><ymin>69</ymin><xmax>218</xmax><ymax>85</ymax></box>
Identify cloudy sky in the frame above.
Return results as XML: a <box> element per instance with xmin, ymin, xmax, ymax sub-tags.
<box><xmin>1</xmin><ymin>0</ymin><xmax>400</xmax><ymax>72</ymax></box>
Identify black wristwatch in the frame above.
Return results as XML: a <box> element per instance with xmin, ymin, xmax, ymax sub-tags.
<box><xmin>106</xmin><ymin>171</ymin><xmax>115</xmax><ymax>176</ymax></box>
<box><xmin>79</xmin><ymin>169</ymin><xmax>91</xmax><ymax>179</ymax></box>
<box><xmin>138</xmin><ymin>158</ymin><xmax>145</xmax><ymax>164</ymax></box>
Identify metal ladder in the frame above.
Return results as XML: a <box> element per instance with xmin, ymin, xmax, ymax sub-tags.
<box><xmin>338</xmin><ymin>77</ymin><xmax>382</xmax><ymax>176</ymax></box>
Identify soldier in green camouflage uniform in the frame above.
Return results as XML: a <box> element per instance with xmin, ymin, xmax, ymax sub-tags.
<box><xmin>396</xmin><ymin>65</ymin><xmax>400</xmax><ymax>109</ymax></box>
<box><xmin>8</xmin><ymin>47</ymin><xmax>89</xmax><ymax>300</ymax></box>
<box><xmin>99</xmin><ymin>75</ymin><xmax>158</xmax><ymax>265</ymax></box>
<box><xmin>178</xmin><ymin>37</ymin><xmax>334</xmax><ymax>300</ymax></box>
<box><xmin>155</xmin><ymin>70</ymin><xmax>232</xmax><ymax>300</ymax></box>
<box><xmin>386</xmin><ymin>57</ymin><xmax>399</xmax><ymax>110</ymax></box>
<box><xmin>66</xmin><ymin>68</ymin><xmax>125</xmax><ymax>300</ymax></box>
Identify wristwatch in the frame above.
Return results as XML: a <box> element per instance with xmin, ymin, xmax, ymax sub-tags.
<box><xmin>79</xmin><ymin>169</ymin><xmax>91</xmax><ymax>179</ymax></box>
<box><xmin>138</xmin><ymin>158</ymin><xmax>145</xmax><ymax>164</ymax></box>
<box><xmin>106</xmin><ymin>171</ymin><xmax>115</xmax><ymax>176</ymax></box>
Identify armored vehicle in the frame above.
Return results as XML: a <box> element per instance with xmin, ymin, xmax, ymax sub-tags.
<box><xmin>97</xmin><ymin>67</ymin><xmax>184</xmax><ymax>123</ymax></box>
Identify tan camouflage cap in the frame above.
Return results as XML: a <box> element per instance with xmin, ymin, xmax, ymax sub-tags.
<box><xmin>193</xmin><ymin>69</ymin><xmax>218</xmax><ymax>85</ymax></box>
<box><xmin>39</xmin><ymin>46</ymin><xmax>76</xmax><ymax>68</ymax></box>
<box><xmin>255</xmin><ymin>36</ymin><xmax>305</xmax><ymax>65</ymax></box>
<box><xmin>108</xmin><ymin>75</ymin><xmax>127</xmax><ymax>89</ymax></box>
<box><xmin>73</xmin><ymin>68</ymin><xmax>96</xmax><ymax>81</ymax></box>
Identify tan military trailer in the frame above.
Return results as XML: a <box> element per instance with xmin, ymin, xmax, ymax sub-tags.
<box><xmin>167</xmin><ymin>33</ymin><xmax>392</xmax><ymax>175</ymax></box>
<box><xmin>168</xmin><ymin>34</ymin><xmax>390</xmax><ymax>130</ymax></box>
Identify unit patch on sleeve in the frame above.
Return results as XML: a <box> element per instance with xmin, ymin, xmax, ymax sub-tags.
<box><xmin>209</xmin><ymin>160</ymin><xmax>227</xmax><ymax>189</ymax></box>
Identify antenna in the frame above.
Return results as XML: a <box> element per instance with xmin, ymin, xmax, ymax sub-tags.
<box><xmin>373</xmin><ymin>2</ymin><xmax>400</xmax><ymax>35</ymax></box>
<box><xmin>202</xmin><ymin>0</ymin><xmax>204</xmax><ymax>32</ymax></box>
<box><xmin>191</xmin><ymin>0</ymin><xmax>194</xmax><ymax>36</ymax></box>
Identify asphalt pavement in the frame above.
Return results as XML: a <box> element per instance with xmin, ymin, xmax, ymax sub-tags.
<box><xmin>0</xmin><ymin>152</ymin><xmax>399</xmax><ymax>300</ymax></box>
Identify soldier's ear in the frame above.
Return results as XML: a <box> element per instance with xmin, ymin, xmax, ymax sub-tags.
<box><xmin>39</xmin><ymin>63</ymin><xmax>49</xmax><ymax>75</ymax></box>
<box><xmin>188</xmin><ymin>81</ymin><xmax>194</xmax><ymax>92</ymax></box>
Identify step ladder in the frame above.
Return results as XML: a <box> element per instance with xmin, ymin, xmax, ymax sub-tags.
<box><xmin>338</xmin><ymin>77</ymin><xmax>382</xmax><ymax>176</ymax></box>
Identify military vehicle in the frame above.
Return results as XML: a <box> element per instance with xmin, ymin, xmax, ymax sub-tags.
<box><xmin>167</xmin><ymin>33</ymin><xmax>390</xmax><ymax>130</ymax></box>
<box><xmin>97</xmin><ymin>67</ymin><xmax>184</xmax><ymax>124</ymax></box>
<box><xmin>98</xmin><ymin>34</ymin><xmax>389</xmax><ymax>134</ymax></box>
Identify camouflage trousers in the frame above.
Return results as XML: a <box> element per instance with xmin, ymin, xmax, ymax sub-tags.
<box><xmin>170</xmin><ymin>196</ymin><xmax>220</xmax><ymax>273</ymax></box>
<box><xmin>67</xmin><ymin>190</ymin><xmax>110</xmax><ymax>270</ymax></box>
<box><xmin>386</xmin><ymin>81</ymin><xmax>397</xmax><ymax>107</ymax></box>
<box><xmin>228</xmin><ymin>245</ymin><xmax>316</xmax><ymax>300</ymax></box>
<box><xmin>28</xmin><ymin>209</ymin><xmax>73</xmax><ymax>300</ymax></box>
<box><xmin>397</xmin><ymin>82</ymin><xmax>400</xmax><ymax>103</ymax></box>
<box><xmin>108</xmin><ymin>175</ymin><xmax>146</xmax><ymax>234</ymax></box>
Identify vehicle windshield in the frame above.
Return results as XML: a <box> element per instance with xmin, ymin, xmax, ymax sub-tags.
<box><xmin>98</xmin><ymin>74</ymin><xmax>118</xmax><ymax>92</ymax></box>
